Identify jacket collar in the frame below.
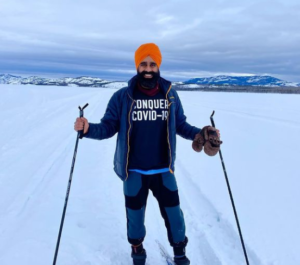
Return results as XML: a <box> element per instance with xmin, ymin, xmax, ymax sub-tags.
<box><xmin>127</xmin><ymin>75</ymin><xmax>172</xmax><ymax>98</ymax></box>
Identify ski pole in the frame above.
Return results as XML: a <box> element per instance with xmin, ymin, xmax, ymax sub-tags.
<box><xmin>210</xmin><ymin>110</ymin><xmax>250</xmax><ymax>265</ymax></box>
<box><xmin>53</xmin><ymin>103</ymin><xmax>89</xmax><ymax>265</ymax></box>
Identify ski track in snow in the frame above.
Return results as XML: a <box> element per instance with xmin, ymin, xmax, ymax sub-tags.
<box><xmin>175</xmin><ymin>159</ymin><xmax>262</xmax><ymax>265</ymax></box>
<box><xmin>1</xmin><ymin>91</ymin><xmax>101</xmax><ymax>216</ymax></box>
<box><xmin>1</xmin><ymin>85</ymin><xmax>299</xmax><ymax>265</ymax></box>
<box><xmin>0</xmin><ymin>86</ymin><xmax>110</xmax><ymax>264</ymax></box>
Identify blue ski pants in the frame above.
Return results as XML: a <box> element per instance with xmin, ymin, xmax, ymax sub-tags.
<box><xmin>123</xmin><ymin>171</ymin><xmax>186</xmax><ymax>246</ymax></box>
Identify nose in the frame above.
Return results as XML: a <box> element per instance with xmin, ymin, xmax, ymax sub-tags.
<box><xmin>145</xmin><ymin>65</ymin><xmax>151</xmax><ymax>72</ymax></box>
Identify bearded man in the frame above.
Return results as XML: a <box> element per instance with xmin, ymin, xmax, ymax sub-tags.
<box><xmin>74</xmin><ymin>43</ymin><xmax>222</xmax><ymax>265</ymax></box>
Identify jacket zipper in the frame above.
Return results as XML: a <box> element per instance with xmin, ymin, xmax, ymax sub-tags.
<box><xmin>166</xmin><ymin>84</ymin><xmax>174</xmax><ymax>174</ymax></box>
<box><xmin>125</xmin><ymin>95</ymin><xmax>135</xmax><ymax>181</ymax></box>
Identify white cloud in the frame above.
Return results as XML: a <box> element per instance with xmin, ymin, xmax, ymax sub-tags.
<box><xmin>155</xmin><ymin>15</ymin><xmax>175</xmax><ymax>25</ymax></box>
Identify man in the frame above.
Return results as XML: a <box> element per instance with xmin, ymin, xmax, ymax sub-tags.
<box><xmin>74</xmin><ymin>43</ymin><xmax>222</xmax><ymax>265</ymax></box>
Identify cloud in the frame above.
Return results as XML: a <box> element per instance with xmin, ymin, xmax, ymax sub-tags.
<box><xmin>0</xmin><ymin>0</ymin><xmax>299</xmax><ymax>82</ymax></box>
<box><xmin>155</xmin><ymin>15</ymin><xmax>175</xmax><ymax>25</ymax></box>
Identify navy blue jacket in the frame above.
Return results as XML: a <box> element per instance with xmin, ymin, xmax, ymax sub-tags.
<box><xmin>83</xmin><ymin>75</ymin><xmax>201</xmax><ymax>181</ymax></box>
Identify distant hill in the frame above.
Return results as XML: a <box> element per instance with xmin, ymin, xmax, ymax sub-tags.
<box><xmin>0</xmin><ymin>74</ymin><xmax>127</xmax><ymax>89</ymax></box>
<box><xmin>184</xmin><ymin>75</ymin><xmax>300</xmax><ymax>87</ymax></box>
<box><xmin>1</xmin><ymin>74</ymin><xmax>299</xmax><ymax>93</ymax></box>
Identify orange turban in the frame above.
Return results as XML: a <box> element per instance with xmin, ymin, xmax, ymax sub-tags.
<box><xmin>135</xmin><ymin>43</ymin><xmax>162</xmax><ymax>69</ymax></box>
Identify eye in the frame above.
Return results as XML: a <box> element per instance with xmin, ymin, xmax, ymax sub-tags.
<box><xmin>140</xmin><ymin>62</ymin><xmax>147</xmax><ymax>67</ymax></box>
<box><xmin>150</xmin><ymin>63</ymin><xmax>157</xmax><ymax>67</ymax></box>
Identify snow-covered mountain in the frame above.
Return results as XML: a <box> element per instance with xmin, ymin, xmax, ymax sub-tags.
<box><xmin>0</xmin><ymin>74</ymin><xmax>127</xmax><ymax>88</ymax></box>
<box><xmin>184</xmin><ymin>75</ymin><xmax>300</xmax><ymax>87</ymax></box>
<box><xmin>0</xmin><ymin>74</ymin><xmax>23</xmax><ymax>84</ymax></box>
<box><xmin>1</xmin><ymin>74</ymin><xmax>299</xmax><ymax>88</ymax></box>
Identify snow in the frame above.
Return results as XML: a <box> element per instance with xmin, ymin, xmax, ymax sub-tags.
<box><xmin>102</xmin><ymin>82</ymin><xmax>127</xmax><ymax>89</ymax></box>
<box><xmin>0</xmin><ymin>85</ymin><xmax>299</xmax><ymax>265</ymax></box>
<box><xmin>181</xmin><ymin>84</ymin><xmax>202</xmax><ymax>88</ymax></box>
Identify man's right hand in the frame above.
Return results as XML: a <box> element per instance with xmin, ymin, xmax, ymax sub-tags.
<box><xmin>74</xmin><ymin>117</ymin><xmax>89</xmax><ymax>134</ymax></box>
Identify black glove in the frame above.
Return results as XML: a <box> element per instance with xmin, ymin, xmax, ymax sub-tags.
<box><xmin>192</xmin><ymin>126</ymin><xmax>222</xmax><ymax>156</ymax></box>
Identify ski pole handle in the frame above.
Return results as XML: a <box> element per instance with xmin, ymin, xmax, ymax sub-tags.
<box><xmin>210</xmin><ymin>110</ymin><xmax>216</xmax><ymax>128</ymax></box>
<box><xmin>78</xmin><ymin>103</ymin><xmax>89</xmax><ymax>139</ymax></box>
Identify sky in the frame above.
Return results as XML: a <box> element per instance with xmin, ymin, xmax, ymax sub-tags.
<box><xmin>0</xmin><ymin>0</ymin><xmax>299</xmax><ymax>82</ymax></box>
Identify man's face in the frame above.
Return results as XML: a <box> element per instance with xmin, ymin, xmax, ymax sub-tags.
<box><xmin>137</xmin><ymin>56</ymin><xmax>159</xmax><ymax>78</ymax></box>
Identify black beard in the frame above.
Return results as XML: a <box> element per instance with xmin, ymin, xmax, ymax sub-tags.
<box><xmin>137</xmin><ymin>70</ymin><xmax>160</xmax><ymax>89</ymax></box>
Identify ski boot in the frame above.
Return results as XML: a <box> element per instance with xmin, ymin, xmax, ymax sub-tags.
<box><xmin>131</xmin><ymin>243</ymin><xmax>147</xmax><ymax>265</ymax></box>
<box><xmin>174</xmin><ymin>256</ymin><xmax>190</xmax><ymax>265</ymax></box>
<box><xmin>173</xmin><ymin>237</ymin><xmax>190</xmax><ymax>265</ymax></box>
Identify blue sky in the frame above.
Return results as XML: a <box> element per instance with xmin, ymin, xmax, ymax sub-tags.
<box><xmin>0</xmin><ymin>0</ymin><xmax>299</xmax><ymax>82</ymax></box>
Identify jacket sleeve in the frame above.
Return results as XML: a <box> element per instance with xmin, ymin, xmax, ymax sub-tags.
<box><xmin>83</xmin><ymin>90</ymin><xmax>121</xmax><ymax>140</ymax></box>
<box><xmin>175</xmin><ymin>91</ymin><xmax>201</xmax><ymax>140</ymax></box>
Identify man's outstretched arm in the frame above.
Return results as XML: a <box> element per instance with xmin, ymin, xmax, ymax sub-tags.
<box><xmin>74</xmin><ymin>91</ymin><xmax>120</xmax><ymax>140</ymax></box>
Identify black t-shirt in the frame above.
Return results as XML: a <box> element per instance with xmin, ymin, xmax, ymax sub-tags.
<box><xmin>128</xmin><ymin>87</ymin><xmax>169</xmax><ymax>170</ymax></box>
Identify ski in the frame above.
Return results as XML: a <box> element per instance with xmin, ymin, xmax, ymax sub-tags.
<box><xmin>156</xmin><ymin>240</ymin><xmax>175</xmax><ymax>265</ymax></box>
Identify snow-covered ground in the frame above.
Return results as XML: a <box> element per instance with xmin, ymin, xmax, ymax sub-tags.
<box><xmin>0</xmin><ymin>85</ymin><xmax>299</xmax><ymax>265</ymax></box>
